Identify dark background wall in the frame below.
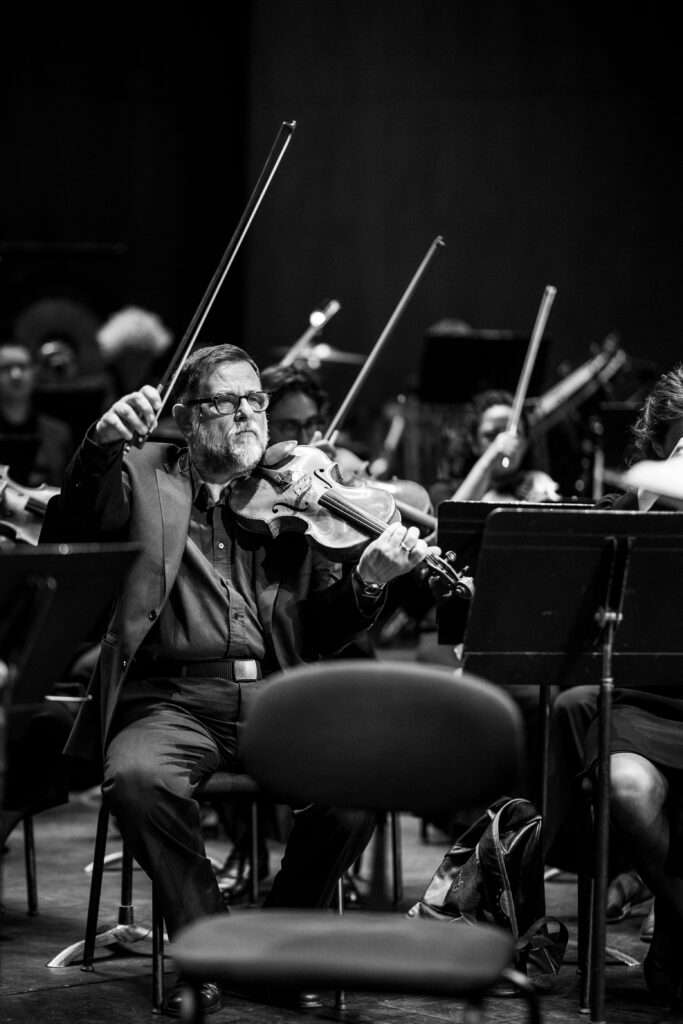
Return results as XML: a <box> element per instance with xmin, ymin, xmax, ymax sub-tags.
<box><xmin>243</xmin><ymin>1</ymin><xmax>683</xmax><ymax>414</ymax></box>
<box><xmin>2</xmin><ymin>3</ymin><xmax>681</xmax><ymax>461</ymax></box>
<box><xmin>0</xmin><ymin>10</ymin><xmax>249</xmax><ymax>361</ymax></box>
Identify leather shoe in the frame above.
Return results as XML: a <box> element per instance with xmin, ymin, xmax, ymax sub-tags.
<box><xmin>162</xmin><ymin>980</ymin><xmax>222</xmax><ymax>1017</ymax></box>
<box><xmin>606</xmin><ymin>870</ymin><xmax>651</xmax><ymax>922</ymax></box>
<box><xmin>640</xmin><ymin>902</ymin><xmax>655</xmax><ymax>943</ymax></box>
<box><xmin>263</xmin><ymin>988</ymin><xmax>323</xmax><ymax>1009</ymax></box>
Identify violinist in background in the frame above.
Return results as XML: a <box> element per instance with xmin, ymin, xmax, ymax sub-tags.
<box><xmin>50</xmin><ymin>342</ymin><xmax>432</xmax><ymax>1017</ymax></box>
<box><xmin>260</xmin><ymin>359</ymin><xmax>372</xmax><ymax>481</ymax></box>
<box><xmin>0</xmin><ymin>339</ymin><xmax>74</xmax><ymax>487</ymax></box>
<box><xmin>416</xmin><ymin>389</ymin><xmax>562</xmax><ymax>812</ymax></box>
<box><xmin>260</xmin><ymin>360</ymin><xmax>329</xmax><ymax>446</ymax></box>
<box><xmin>432</xmin><ymin>388</ymin><xmax>561</xmax><ymax>506</ymax></box>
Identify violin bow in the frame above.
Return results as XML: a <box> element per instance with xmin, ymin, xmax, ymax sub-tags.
<box><xmin>322</xmin><ymin>235</ymin><xmax>445</xmax><ymax>446</ymax></box>
<box><xmin>135</xmin><ymin>119</ymin><xmax>297</xmax><ymax>443</ymax></box>
<box><xmin>500</xmin><ymin>283</ymin><xmax>557</xmax><ymax>468</ymax></box>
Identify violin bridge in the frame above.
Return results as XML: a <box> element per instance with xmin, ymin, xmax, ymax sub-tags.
<box><xmin>290</xmin><ymin>474</ymin><xmax>314</xmax><ymax>506</ymax></box>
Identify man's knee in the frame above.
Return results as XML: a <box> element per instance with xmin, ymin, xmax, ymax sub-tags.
<box><xmin>103</xmin><ymin>759</ymin><xmax>187</xmax><ymax>818</ymax></box>
<box><xmin>610</xmin><ymin>753</ymin><xmax>666</xmax><ymax>821</ymax></box>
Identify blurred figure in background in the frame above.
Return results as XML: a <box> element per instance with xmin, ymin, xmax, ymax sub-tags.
<box><xmin>431</xmin><ymin>388</ymin><xmax>561</xmax><ymax>506</ymax></box>
<box><xmin>0</xmin><ymin>339</ymin><xmax>74</xmax><ymax>487</ymax></box>
<box><xmin>260</xmin><ymin>361</ymin><xmax>328</xmax><ymax>446</ymax></box>
<box><xmin>96</xmin><ymin>305</ymin><xmax>173</xmax><ymax>401</ymax></box>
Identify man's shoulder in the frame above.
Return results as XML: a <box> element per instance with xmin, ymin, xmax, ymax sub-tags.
<box><xmin>127</xmin><ymin>441</ymin><xmax>186</xmax><ymax>472</ymax></box>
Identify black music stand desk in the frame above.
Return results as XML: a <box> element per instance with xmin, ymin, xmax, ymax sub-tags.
<box><xmin>0</xmin><ymin>543</ymin><xmax>141</xmax><ymax>906</ymax></box>
<box><xmin>458</xmin><ymin>506</ymin><xmax>683</xmax><ymax>1024</ymax></box>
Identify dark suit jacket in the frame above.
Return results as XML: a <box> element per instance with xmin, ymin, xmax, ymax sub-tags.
<box><xmin>51</xmin><ymin>437</ymin><xmax>382</xmax><ymax>766</ymax></box>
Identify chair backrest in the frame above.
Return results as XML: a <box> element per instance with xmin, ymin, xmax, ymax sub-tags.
<box><xmin>241</xmin><ymin>660</ymin><xmax>524</xmax><ymax>818</ymax></box>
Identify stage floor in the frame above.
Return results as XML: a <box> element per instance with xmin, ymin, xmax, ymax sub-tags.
<box><xmin>0</xmin><ymin>789</ymin><xmax>665</xmax><ymax>1024</ymax></box>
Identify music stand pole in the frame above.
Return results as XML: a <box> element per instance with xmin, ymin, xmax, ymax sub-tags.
<box><xmin>589</xmin><ymin>537</ymin><xmax>631</xmax><ymax>1024</ymax></box>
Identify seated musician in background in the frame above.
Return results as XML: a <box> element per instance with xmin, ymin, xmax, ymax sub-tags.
<box><xmin>48</xmin><ymin>342</ymin><xmax>432</xmax><ymax>1017</ymax></box>
<box><xmin>260</xmin><ymin>359</ymin><xmax>371</xmax><ymax>481</ymax></box>
<box><xmin>260</xmin><ymin>360</ymin><xmax>329</xmax><ymax>446</ymax></box>
<box><xmin>433</xmin><ymin>388</ymin><xmax>561</xmax><ymax>505</ymax></box>
<box><xmin>420</xmin><ymin>389</ymin><xmax>561</xmax><ymax>808</ymax></box>
<box><xmin>544</xmin><ymin>362</ymin><xmax>683</xmax><ymax>1005</ymax></box>
<box><xmin>0</xmin><ymin>339</ymin><xmax>74</xmax><ymax>487</ymax></box>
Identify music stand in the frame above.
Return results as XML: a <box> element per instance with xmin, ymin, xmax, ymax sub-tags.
<box><xmin>0</xmin><ymin>542</ymin><xmax>141</xmax><ymax>906</ymax></box>
<box><xmin>436</xmin><ymin>500</ymin><xmax>593</xmax><ymax>645</ymax></box>
<box><xmin>419</xmin><ymin>322</ymin><xmax>550</xmax><ymax>403</ymax></box>
<box><xmin>458</xmin><ymin>506</ymin><xmax>683</xmax><ymax>1024</ymax></box>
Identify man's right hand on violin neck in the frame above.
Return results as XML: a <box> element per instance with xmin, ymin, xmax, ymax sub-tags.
<box><xmin>95</xmin><ymin>386</ymin><xmax>162</xmax><ymax>446</ymax></box>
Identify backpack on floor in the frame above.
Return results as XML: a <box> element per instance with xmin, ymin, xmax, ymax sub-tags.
<box><xmin>407</xmin><ymin>796</ymin><xmax>568</xmax><ymax>977</ymax></box>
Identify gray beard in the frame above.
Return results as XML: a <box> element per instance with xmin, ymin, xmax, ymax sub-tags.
<box><xmin>189</xmin><ymin>422</ymin><xmax>265</xmax><ymax>480</ymax></box>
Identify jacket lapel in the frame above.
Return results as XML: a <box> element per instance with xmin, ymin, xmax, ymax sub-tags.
<box><xmin>156</xmin><ymin>465</ymin><xmax>193</xmax><ymax>594</ymax></box>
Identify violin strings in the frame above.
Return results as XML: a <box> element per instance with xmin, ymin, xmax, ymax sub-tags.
<box><xmin>318</xmin><ymin>490</ymin><xmax>386</xmax><ymax>537</ymax></box>
<box><xmin>319</xmin><ymin>489</ymin><xmax>457</xmax><ymax>585</ymax></box>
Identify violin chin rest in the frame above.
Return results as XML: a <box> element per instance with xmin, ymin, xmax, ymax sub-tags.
<box><xmin>262</xmin><ymin>441</ymin><xmax>298</xmax><ymax>468</ymax></box>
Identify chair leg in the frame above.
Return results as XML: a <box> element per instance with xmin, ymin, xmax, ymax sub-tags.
<box><xmin>334</xmin><ymin>876</ymin><xmax>347</xmax><ymax>1011</ymax></box>
<box><xmin>152</xmin><ymin>883</ymin><xmax>165</xmax><ymax>1012</ymax></box>
<box><xmin>23</xmin><ymin>815</ymin><xmax>38</xmax><ymax>915</ymax></box>
<box><xmin>249</xmin><ymin>796</ymin><xmax>259</xmax><ymax>904</ymax></box>
<box><xmin>119</xmin><ymin>843</ymin><xmax>136</xmax><ymax>925</ymax></box>
<box><xmin>390</xmin><ymin>811</ymin><xmax>403</xmax><ymax>907</ymax></box>
<box><xmin>578</xmin><ymin>870</ymin><xmax>593</xmax><ymax>1011</ymax></box>
<box><xmin>82</xmin><ymin>801</ymin><xmax>111</xmax><ymax>970</ymax></box>
<box><xmin>499</xmin><ymin>967</ymin><xmax>542</xmax><ymax>1024</ymax></box>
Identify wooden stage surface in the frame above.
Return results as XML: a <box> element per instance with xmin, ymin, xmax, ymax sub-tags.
<box><xmin>1</xmin><ymin>789</ymin><xmax>672</xmax><ymax>1024</ymax></box>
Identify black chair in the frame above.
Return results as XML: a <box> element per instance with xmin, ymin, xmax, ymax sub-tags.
<box><xmin>47</xmin><ymin>772</ymin><xmax>264</xmax><ymax>1012</ymax></box>
<box><xmin>170</xmin><ymin>660</ymin><xmax>540</xmax><ymax>1024</ymax></box>
<box><xmin>0</xmin><ymin>812</ymin><xmax>38</xmax><ymax>915</ymax></box>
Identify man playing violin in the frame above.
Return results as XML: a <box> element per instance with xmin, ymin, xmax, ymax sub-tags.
<box><xmin>445</xmin><ymin>388</ymin><xmax>561</xmax><ymax>505</ymax></box>
<box><xmin>50</xmin><ymin>343</ymin><xmax>436</xmax><ymax>1017</ymax></box>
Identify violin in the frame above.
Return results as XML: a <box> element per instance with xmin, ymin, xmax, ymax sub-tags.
<box><xmin>228</xmin><ymin>442</ymin><xmax>471</xmax><ymax>599</ymax></box>
<box><xmin>0</xmin><ymin>465</ymin><xmax>59</xmax><ymax>545</ymax></box>
<box><xmin>359</xmin><ymin>477</ymin><xmax>436</xmax><ymax>533</ymax></box>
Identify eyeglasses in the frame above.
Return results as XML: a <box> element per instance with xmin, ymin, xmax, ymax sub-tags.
<box><xmin>182</xmin><ymin>391</ymin><xmax>270</xmax><ymax>415</ymax></box>
<box><xmin>269</xmin><ymin>415</ymin><xmax>325</xmax><ymax>436</ymax></box>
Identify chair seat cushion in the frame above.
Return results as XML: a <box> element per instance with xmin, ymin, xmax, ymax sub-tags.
<box><xmin>169</xmin><ymin>910</ymin><xmax>514</xmax><ymax>995</ymax></box>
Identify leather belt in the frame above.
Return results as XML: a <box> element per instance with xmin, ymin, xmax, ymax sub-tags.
<box><xmin>129</xmin><ymin>658</ymin><xmax>261</xmax><ymax>682</ymax></box>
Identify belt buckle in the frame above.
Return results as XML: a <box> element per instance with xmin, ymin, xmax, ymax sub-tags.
<box><xmin>233</xmin><ymin>659</ymin><xmax>258</xmax><ymax>682</ymax></box>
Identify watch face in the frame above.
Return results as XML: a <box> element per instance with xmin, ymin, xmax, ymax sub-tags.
<box><xmin>362</xmin><ymin>581</ymin><xmax>384</xmax><ymax>594</ymax></box>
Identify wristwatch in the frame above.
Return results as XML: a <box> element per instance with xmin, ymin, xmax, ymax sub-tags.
<box><xmin>352</xmin><ymin>567</ymin><xmax>386</xmax><ymax>598</ymax></box>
